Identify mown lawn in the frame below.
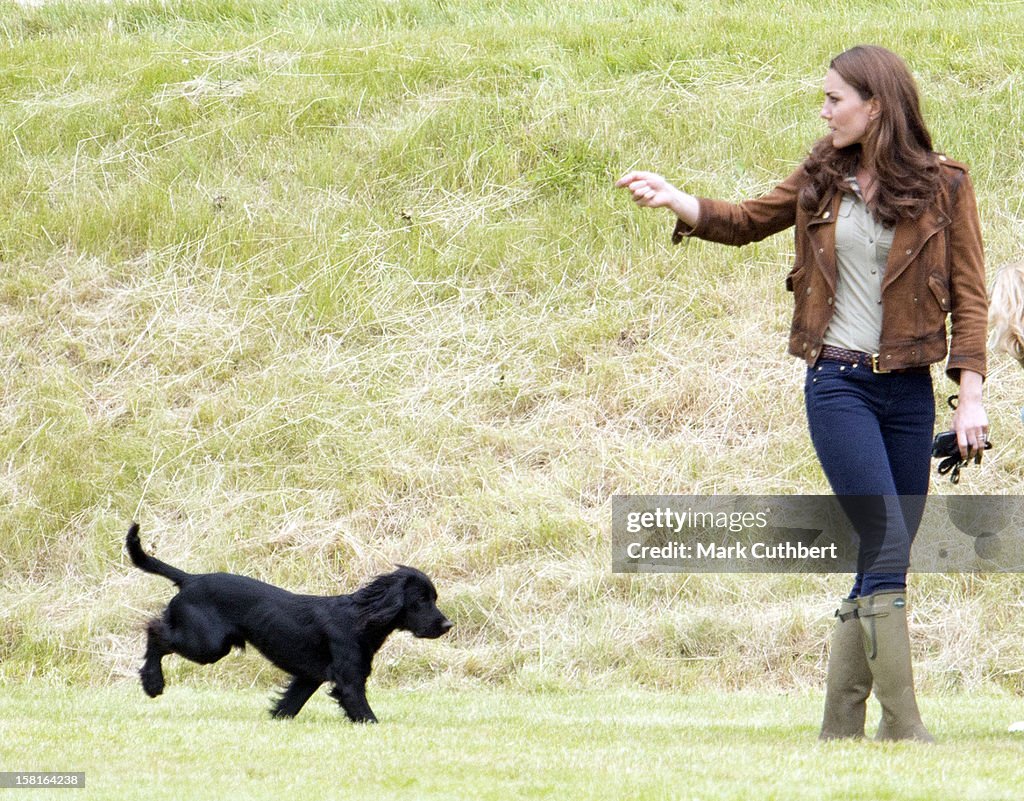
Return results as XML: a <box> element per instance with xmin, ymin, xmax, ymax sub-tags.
<box><xmin>2</xmin><ymin>683</ymin><xmax>1023</xmax><ymax>800</ymax></box>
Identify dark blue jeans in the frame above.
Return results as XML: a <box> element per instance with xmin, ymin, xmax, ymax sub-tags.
<box><xmin>804</xmin><ymin>359</ymin><xmax>935</xmax><ymax>598</ymax></box>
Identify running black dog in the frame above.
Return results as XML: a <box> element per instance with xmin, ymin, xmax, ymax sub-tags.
<box><xmin>126</xmin><ymin>523</ymin><xmax>452</xmax><ymax>722</ymax></box>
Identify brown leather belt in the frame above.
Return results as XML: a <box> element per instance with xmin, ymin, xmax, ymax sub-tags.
<box><xmin>818</xmin><ymin>345</ymin><xmax>930</xmax><ymax>375</ymax></box>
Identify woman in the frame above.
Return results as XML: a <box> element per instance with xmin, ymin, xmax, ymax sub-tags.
<box><xmin>616</xmin><ymin>45</ymin><xmax>989</xmax><ymax>742</ymax></box>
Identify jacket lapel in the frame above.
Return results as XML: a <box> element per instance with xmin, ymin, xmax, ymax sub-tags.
<box><xmin>806</xmin><ymin>192</ymin><xmax>841</xmax><ymax>293</ymax></box>
<box><xmin>883</xmin><ymin>205</ymin><xmax>950</xmax><ymax>290</ymax></box>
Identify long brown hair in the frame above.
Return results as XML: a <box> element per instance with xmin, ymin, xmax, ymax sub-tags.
<box><xmin>799</xmin><ymin>45</ymin><xmax>943</xmax><ymax>226</ymax></box>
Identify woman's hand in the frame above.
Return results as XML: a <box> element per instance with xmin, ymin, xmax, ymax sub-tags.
<box><xmin>951</xmin><ymin>370</ymin><xmax>989</xmax><ymax>461</ymax></box>
<box><xmin>615</xmin><ymin>170</ymin><xmax>700</xmax><ymax>228</ymax></box>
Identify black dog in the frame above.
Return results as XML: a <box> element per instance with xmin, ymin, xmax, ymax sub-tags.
<box><xmin>126</xmin><ymin>523</ymin><xmax>452</xmax><ymax>722</ymax></box>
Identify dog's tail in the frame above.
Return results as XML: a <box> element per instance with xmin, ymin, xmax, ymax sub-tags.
<box><xmin>126</xmin><ymin>523</ymin><xmax>191</xmax><ymax>586</ymax></box>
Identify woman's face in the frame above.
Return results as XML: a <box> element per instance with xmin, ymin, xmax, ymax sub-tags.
<box><xmin>821</xmin><ymin>68</ymin><xmax>878</xmax><ymax>149</ymax></box>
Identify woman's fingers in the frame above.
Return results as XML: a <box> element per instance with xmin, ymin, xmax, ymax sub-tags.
<box><xmin>615</xmin><ymin>170</ymin><xmax>656</xmax><ymax>188</ymax></box>
<box><xmin>615</xmin><ymin>171</ymin><xmax>668</xmax><ymax>206</ymax></box>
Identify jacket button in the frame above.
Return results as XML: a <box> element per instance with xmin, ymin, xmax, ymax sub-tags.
<box><xmin>823</xmin><ymin>211</ymin><xmax>831</xmax><ymax>219</ymax></box>
<box><xmin>806</xmin><ymin>287</ymin><xmax>813</xmax><ymax>295</ymax></box>
<box><xmin>818</xmin><ymin>248</ymin><xmax>825</xmax><ymax>254</ymax></box>
<box><xmin>827</xmin><ymin>297</ymin><xmax>834</xmax><ymax>305</ymax></box>
<box><xmin>939</xmin><ymin>155</ymin><xmax>947</xmax><ymax>161</ymax></box>
<box><xmin>810</xmin><ymin>349</ymin><xmax>818</xmax><ymax>358</ymax></box>
<box><xmin>905</xmin><ymin>249</ymin><xmax>913</xmax><ymax>255</ymax></box>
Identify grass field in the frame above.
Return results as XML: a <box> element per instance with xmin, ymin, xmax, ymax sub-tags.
<box><xmin>2</xmin><ymin>0</ymin><xmax>1024</xmax><ymax>798</ymax></box>
<box><xmin>2</xmin><ymin>683</ymin><xmax>1024</xmax><ymax>801</ymax></box>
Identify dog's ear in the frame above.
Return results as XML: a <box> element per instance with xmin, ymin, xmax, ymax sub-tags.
<box><xmin>357</xmin><ymin>571</ymin><xmax>409</xmax><ymax>628</ymax></box>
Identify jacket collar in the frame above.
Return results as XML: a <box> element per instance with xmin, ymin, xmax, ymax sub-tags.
<box><xmin>807</xmin><ymin>190</ymin><xmax>839</xmax><ymax>225</ymax></box>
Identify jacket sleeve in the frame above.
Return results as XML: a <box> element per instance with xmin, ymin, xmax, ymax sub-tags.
<box><xmin>945</xmin><ymin>169</ymin><xmax>988</xmax><ymax>381</ymax></box>
<box><xmin>672</xmin><ymin>166</ymin><xmax>804</xmax><ymax>246</ymax></box>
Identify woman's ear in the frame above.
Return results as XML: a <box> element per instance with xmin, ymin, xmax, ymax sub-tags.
<box><xmin>868</xmin><ymin>97</ymin><xmax>882</xmax><ymax>121</ymax></box>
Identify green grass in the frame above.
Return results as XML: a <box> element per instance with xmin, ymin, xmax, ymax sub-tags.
<box><xmin>2</xmin><ymin>3</ymin><xmax>1024</xmax><ymax>791</ymax></box>
<box><xmin>2</xmin><ymin>683</ymin><xmax>1024</xmax><ymax>800</ymax></box>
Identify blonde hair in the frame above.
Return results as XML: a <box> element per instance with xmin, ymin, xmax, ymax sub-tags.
<box><xmin>989</xmin><ymin>261</ymin><xmax>1024</xmax><ymax>365</ymax></box>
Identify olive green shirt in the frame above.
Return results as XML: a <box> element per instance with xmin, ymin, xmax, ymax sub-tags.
<box><xmin>822</xmin><ymin>180</ymin><xmax>896</xmax><ymax>354</ymax></box>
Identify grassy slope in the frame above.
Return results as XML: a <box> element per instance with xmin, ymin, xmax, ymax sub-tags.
<box><xmin>1</xmin><ymin>0</ymin><xmax>1023</xmax><ymax>696</ymax></box>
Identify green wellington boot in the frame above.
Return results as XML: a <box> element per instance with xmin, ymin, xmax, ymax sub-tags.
<box><xmin>857</xmin><ymin>590</ymin><xmax>935</xmax><ymax>743</ymax></box>
<box><xmin>819</xmin><ymin>598</ymin><xmax>873</xmax><ymax>740</ymax></box>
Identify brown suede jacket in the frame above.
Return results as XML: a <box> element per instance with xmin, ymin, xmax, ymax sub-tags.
<box><xmin>673</xmin><ymin>156</ymin><xmax>987</xmax><ymax>381</ymax></box>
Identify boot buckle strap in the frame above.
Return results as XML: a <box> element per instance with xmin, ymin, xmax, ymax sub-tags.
<box><xmin>837</xmin><ymin>607</ymin><xmax>890</xmax><ymax>622</ymax></box>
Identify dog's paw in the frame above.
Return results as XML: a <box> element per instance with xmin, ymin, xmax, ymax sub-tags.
<box><xmin>140</xmin><ymin>666</ymin><xmax>165</xmax><ymax>698</ymax></box>
<box><xmin>269</xmin><ymin>703</ymin><xmax>298</xmax><ymax>719</ymax></box>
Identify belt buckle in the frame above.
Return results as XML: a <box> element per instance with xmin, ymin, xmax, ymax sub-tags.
<box><xmin>871</xmin><ymin>353</ymin><xmax>890</xmax><ymax>374</ymax></box>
